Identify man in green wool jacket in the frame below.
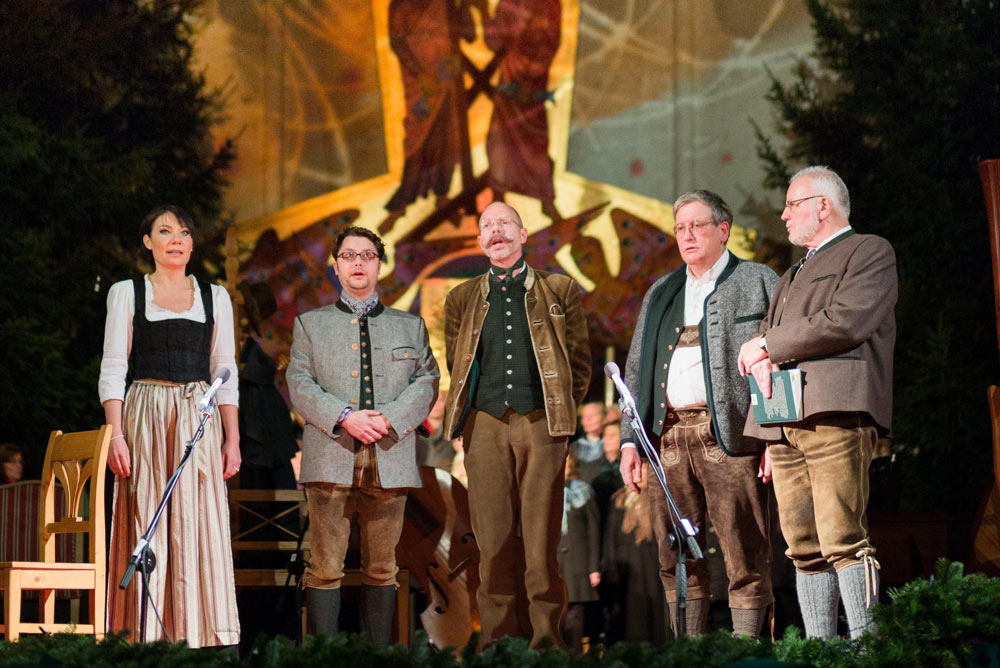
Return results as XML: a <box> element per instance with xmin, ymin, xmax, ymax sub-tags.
<box><xmin>620</xmin><ymin>189</ymin><xmax>778</xmax><ymax>638</ymax></box>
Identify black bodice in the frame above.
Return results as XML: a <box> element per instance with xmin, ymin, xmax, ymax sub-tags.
<box><xmin>129</xmin><ymin>277</ymin><xmax>214</xmax><ymax>383</ymax></box>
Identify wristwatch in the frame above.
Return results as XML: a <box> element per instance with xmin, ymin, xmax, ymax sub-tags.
<box><xmin>758</xmin><ymin>337</ymin><xmax>768</xmax><ymax>351</ymax></box>
<box><xmin>335</xmin><ymin>406</ymin><xmax>353</xmax><ymax>428</ymax></box>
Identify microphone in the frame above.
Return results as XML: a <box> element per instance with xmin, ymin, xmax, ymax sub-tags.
<box><xmin>603</xmin><ymin>362</ymin><xmax>636</xmax><ymax>410</ymax></box>
<box><xmin>198</xmin><ymin>369</ymin><xmax>231</xmax><ymax>412</ymax></box>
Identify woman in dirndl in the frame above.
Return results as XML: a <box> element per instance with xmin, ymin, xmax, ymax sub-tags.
<box><xmin>99</xmin><ymin>205</ymin><xmax>240</xmax><ymax>647</ymax></box>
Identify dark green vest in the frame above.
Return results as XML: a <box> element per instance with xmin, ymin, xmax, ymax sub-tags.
<box><xmin>472</xmin><ymin>268</ymin><xmax>544</xmax><ymax>417</ymax></box>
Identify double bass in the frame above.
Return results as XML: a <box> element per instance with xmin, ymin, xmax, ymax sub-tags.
<box><xmin>398</xmin><ymin>466</ymin><xmax>480</xmax><ymax>649</ymax></box>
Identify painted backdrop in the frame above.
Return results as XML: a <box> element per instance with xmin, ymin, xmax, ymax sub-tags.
<box><xmin>195</xmin><ymin>0</ymin><xmax>813</xmax><ymax>393</ymax></box>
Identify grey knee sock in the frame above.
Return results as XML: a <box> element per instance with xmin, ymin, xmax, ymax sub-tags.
<box><xmin>796</xmin><ymin>569</ymin><xmax>840</xmax><ymax>640</ymax></box>
<box><xmin>668</xmin><ymin>597</ymin><xmax>710</xmax><ymax>637</ymax></box>
<box><xmin>838</xmin><ymin>562</ymin><xmax>878</xmax><ymax>638</ymax></box>
<box><xmin>731</xmin><ymin>606</ymin><xmax>767</xmax><ymax>638</ymax></box>
<box><xmin>360</xmin><ymin>584</ymin><xmax>397</xmax><ymax>649</ymax></box>
<box><xmin>306</xmin><ymin>587</ymin><xmax>341</xmax><ymax>636</ymax></box>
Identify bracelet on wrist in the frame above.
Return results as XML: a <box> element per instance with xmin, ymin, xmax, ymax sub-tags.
<box><xmin>110</xmin><ymin>434</ymin><xmax>125</xmax><ymax>442</ymax></box>
<box><xmin>335</xmin><ymin>406</ymin><xmax>353</xmax><ymax>427</ymax></box>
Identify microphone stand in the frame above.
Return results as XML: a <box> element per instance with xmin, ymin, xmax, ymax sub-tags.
<box><xmin>119</xmin><ymin>397</ymin><xmax>218</xmax><ymax>643</ymax></box>
<box><xmin>277</xmin><ymin>509</ymin><xmax>310</xmax><ymax>645</ymax></box>
<box><xmin>613</xmin><ymin>386</ymin><xmax>703</xmax><ymax>637</ymax></box>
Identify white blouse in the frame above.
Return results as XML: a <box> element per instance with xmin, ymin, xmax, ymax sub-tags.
<box><xmin>98</xmin><ymin>275</ymin><xmax>239</xmax><ymax>406</ymax></box>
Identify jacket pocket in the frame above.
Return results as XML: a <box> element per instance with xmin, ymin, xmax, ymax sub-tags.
<box><xmin>548</xmin><ymin>311</ymin><xmax>567</xmax><ymax>345</ymax></box>
<box><xmin>810</xmin><ymin>273</ymin><xmax>837</xmax><ymax>283</ymax></box>
<box><xmin>734</xmin><ymin>312</ymin><xmax>766</xmax><ymax>324</ymax></box>
<box><xmin>391</xmin><ymin>346</ymin><xmax>417</xmax><ymax>361</ymax></box>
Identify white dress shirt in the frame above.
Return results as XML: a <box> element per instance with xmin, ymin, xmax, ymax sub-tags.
<box><xmin>98</xmin><ymin>275</ymin><xmax>239</xmax><ymax>406</ymax></box>
<box><xmin>812</xmin><ymin>225</ymin><xmax>853</xmax><ymax>251</ymax></box>
<box><xmin>665</xmin><ymin>249</ymin><xmax>731</xmax><ymax>409</ymax></box>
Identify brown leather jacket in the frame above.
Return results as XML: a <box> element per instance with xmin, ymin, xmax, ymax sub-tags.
<box><xmin>443</xmin><ymin>266</ymin><xmax>591</xmax><ymax>439</ymax></box>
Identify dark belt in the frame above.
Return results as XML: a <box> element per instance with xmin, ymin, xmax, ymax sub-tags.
<box><xmin>662</xmin><ymin>406</ymin><xmax>711</xmax><ymax>427</ymax></box>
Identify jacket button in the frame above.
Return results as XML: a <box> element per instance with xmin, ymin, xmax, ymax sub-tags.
<box><xmin>465</xmin><ymin>355</ymin><xmax>473</xmax><ymax>362</ymax></box>
<box><xmin>351</xmin><ymin>398</ymin><xmax>359</xmax><ymax>404</ymax></box>
<box><xmin>675</xmin><ymin>327</ymin><xmax>680</xmax><ymax>333</ymax></box>
<box><xmin>350</xmin><ymin>318</ymin><xmax>358</xmax><ymax>325</ymax></box>
<box><xmin>472</xmin><ymin>329</ymin><xmax>479</xmax><ymax>335</ymax></box>
<box><xmin>660</xmin><ymin>402</ymin><xmax>665</xmax><ymax>408</ymax></box>
<box><xmin>352</xmin><ymin>344</ymin><xmax>358</xmax><ymax>351</ymax></box>
<box><xmin>668</xmin><ymin>345</ymin><xmax>674</xmax><ymax>351</ymax></box>
<box><xmin>351</xmin><ymin>370</ymin><xmax>359</xmax><ymax>377</ymax></box>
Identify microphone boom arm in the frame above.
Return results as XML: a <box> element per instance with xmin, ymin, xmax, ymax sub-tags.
<box><xmin>605</xmin><ymin>361</ymin><xmax>702</xmax><ymax>636</ymax></box>
<box><xmin>605</xmin><ymin>363</ymin><xmax>702</xmax><ymax>560</ymax></box>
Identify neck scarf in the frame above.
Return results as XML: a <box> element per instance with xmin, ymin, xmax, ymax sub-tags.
<box><xmin>341</xmin><ymin>292</ymin><xmax>379</xmax><ymax>316</ymax></box>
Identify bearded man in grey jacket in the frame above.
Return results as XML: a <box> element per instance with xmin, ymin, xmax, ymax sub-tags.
<box><xmin>619</xmin><ymin>190</ymin><xmax>778</xmax><ymax>637</ymax></box>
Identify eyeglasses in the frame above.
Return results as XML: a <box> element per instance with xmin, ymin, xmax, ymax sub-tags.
<box><xmin>479</xmin><ymin>218</ymin><xmax>521</xmax><ymax>231</ymax></box>
<box><xmin>674</xmin><ymin>220</ymin><xmax>717</xmax><ymax>236</ymax></box>
<box><xmin>784</xmin><ymin>195</ymin><xmax>824</xmax><ymax>210</ymax></box>
<box><xmin>337</xmin><ymin>250</ymin><xmax>380</xmax><ymax>262</ymax></box>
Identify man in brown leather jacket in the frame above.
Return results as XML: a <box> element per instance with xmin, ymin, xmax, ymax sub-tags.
<box><xmin>443</xmin><ymin>201</ymin><xmax>591</xmax><ymax>648</ymax></box>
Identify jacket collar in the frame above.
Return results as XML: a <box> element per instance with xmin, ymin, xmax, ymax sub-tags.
<box><xmin>667</xmin><ymin>252</ymin><xmax>741</xmax><ymax>294</ymax></box>
<box><xmin>810</xmin><ymin>227</ymin><xmax>856</xmax><ymax>257</ymax></box>
<box><xmin>478</xmin><ymin>263</ymin><xmax>535</xmax><ymax>297</ymax></box>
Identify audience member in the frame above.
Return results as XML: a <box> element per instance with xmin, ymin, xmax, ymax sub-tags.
<box><xmin>0</xmin><ymin>443</ymin><xmax>25</xmax><ymax>484</ymax></box>
<box><xmin>601</xmin><ymin>462</ymin><xmax>668</xmax><ymax>645</ymax></box>
<box><xmin>559</xmin><ymin>452</ymin><xmax>601</xmax><ymax>652</ymax></box>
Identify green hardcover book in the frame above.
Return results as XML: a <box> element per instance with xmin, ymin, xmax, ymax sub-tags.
<box><xmin>748</xmin><ymin>369</ymin><xmax>803</xmax><ymax>424</ymax></box>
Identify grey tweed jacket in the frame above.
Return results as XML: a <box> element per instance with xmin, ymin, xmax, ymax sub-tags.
<box><xmin>621</xmin><ymin>254</ymin><xmax>778</xmax><ymax>455</ymax></box>
<box><xmin>287</xmin><ymin>301</ymin><xmax>440</xmax><ymax>488</ymax></box>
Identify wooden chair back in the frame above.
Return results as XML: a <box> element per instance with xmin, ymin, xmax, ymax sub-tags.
<box><xmin>38</xmin><ymin>427</ymin><xmax>110</xmax><ymax>567</ymax></box>
<box><xmin>0</xmin><ymin>425</ymin><xmax>111</xmax><ymax>640</ymax></box>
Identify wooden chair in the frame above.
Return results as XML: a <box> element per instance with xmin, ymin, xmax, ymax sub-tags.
<box><xmin>0</xmin><ymin>425</ymin><xmax>111</xmax><ymax>640</ymax></box>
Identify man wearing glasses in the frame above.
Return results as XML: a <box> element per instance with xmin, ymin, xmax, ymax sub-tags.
<box><xmin>287</xmin><ymin>226</ymin><xmax>439</xmax><ymax>646</ymax></box>
<box><xmin>618</xmin><ymin>190</ymin><xmax>778</xmax><ymax>637</ymax></box>
<box><xmin>442</xmin><ymin>201</ymin><xmax>591</xmax><ymax>648</ymax></box>
<box><xmin>738</xmin><ymin>166</ymin><xmax>897</xmax><ymax>640</ymax></box>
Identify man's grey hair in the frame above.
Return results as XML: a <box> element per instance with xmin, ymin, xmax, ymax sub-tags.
<box><xmin>673</xmin><ymin>189</ymin><xmax>733</xmax><ymax>226</ymax></box>
<box><xmin>790</xmin><ymin>165</ymin><xmax>851</xmax><ymax>218</ymax></box>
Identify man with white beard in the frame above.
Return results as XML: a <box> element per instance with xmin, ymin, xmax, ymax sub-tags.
<box><xmin>738</xmin><ymin>166</ymin><xmax>897</xmax><ymax>639</ymax></box>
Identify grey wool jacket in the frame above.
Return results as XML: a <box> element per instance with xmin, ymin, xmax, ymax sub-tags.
<box><xmin>621</xmin><ymin>254</ymin><xmax>778</xmax><ymax>455</ymax></box>
<box><xmin>287</xmin><ymin>301</ymin><xmax>440</xmax><ymax>488</ymax></box>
